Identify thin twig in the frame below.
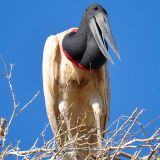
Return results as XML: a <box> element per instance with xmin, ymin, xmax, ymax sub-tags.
<box><xmin>0</xmin><ymin>56</ymin><xmax>19</xmax><ymax>146</ymax></box>
<box><xmin>19</xmin><ymin>91</ymin><xmax>40</xmax><ymax>112</ymax></box>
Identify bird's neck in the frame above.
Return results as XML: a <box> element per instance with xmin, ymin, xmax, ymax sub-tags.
<box><xmin>62</xmin><ymin>20</ymin><xmax>107</xmax><ymax>70</ymax></box>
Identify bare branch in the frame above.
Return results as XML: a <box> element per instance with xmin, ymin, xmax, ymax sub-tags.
<box><xmin>19</xmin><ymin>91</ymin><xmax>40</xmax><ymax>112</ymax></box>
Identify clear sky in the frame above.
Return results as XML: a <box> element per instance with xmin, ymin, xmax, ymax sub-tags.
<box><xmin>0</xmin><ymin>0</ymin><xmax>160</xmax><ymax>159</ymax></box>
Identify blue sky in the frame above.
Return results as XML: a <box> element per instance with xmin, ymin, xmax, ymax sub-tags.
<box><xmin>0</xmin><ymin>0</ymin><xmax>160</xmax><ymax>159</ymax></box>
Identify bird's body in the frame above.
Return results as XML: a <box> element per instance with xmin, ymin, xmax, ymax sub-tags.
<box><xmin>43</xmin><ymin>4</ymin><xmax>120</xmax><ymax>159</ymax></box>
<box><xmin>43</xmin><ymin>28</ymin><xmax>109</xmax><ymax>155</ymax></box>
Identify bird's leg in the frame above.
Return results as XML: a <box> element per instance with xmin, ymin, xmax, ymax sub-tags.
<box><xmin>90</xmin><ymin>96</ymin><xmax>102</xmax><ymax>149</ymax></box>
<box><xmin>58</xmin><ymin>100</ymin><xmax>72</xmax><ymax>139</ymax></box>
<box><xmin>58</xmin><ymin>100</ymin><xmax>78</xmax><ymax>159</ymax></box>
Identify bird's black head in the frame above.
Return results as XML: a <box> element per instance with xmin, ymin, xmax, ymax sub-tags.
<box><xmin>80</xmin><ymin>3</ymin><xmax>121</xmax><ymax>64</ymax></box>
<box><xmin>84</xmin><ymin>4</ymin><xmax>107</xmax><ymax>22</ymax></box>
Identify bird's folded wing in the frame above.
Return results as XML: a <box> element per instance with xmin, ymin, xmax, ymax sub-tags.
<box><xmin>42</xmin><ymin>35</ymin><xmax>60</xmax><ymax>134</ymax></box>
<box><xmin>101</xmin><ymin>63</ymin><xmax>110</xmax><ymax>131</ymax></box>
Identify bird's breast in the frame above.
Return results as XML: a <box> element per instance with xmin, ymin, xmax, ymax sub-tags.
<box><xmin>59</xmin><ymin>51</ymin><xmax>91</xmax><ymax>89</ymax></box>
<box><xmin>57</xmin><ymin>28</ymin><xmax>104</xmax><ymax>108</ymax></box>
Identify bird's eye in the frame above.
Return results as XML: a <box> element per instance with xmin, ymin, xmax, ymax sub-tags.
<box><xmin>94</xmin><ymin>7</ymin><xmax>98</xmax><ymax>11</ymax></box>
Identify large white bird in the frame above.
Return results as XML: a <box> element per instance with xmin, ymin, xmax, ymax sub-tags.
<box><xmin>43</xmin><ymin>3</ymin><xmax>120</xmax><ymax>159</ymax></box>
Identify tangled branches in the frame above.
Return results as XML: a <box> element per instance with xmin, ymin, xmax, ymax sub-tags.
<box><xmin>0</xmin><ymin>57</ymin><xmax>159</xmax><ymax>159</ymax></box>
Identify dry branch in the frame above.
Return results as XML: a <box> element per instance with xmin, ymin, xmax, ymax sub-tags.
<box><xmin>0</xmin><ymin>58</ymin><xmax>160</xmax><ymax>159</ymax></box>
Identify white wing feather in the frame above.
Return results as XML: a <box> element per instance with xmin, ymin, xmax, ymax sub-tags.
<box><xmin>42</xmin><ymin>35</ymin><xmax>59</xmax><ymax>134</ymax></box>
<box><xmin>102</xmin><ymin>63</ymin><xmax>110</xmax><ymax>125</ymax></box>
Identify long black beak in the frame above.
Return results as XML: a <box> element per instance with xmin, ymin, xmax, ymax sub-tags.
<box><xmin>89</xmin><ymin>12</ymin><xmax>121</xmax><ymax>64</ymax></box>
